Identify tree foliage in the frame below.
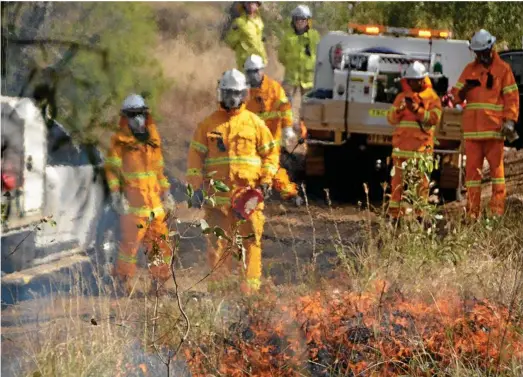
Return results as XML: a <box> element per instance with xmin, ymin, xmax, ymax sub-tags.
<box><xmin>266</xmin><ymin>2</ymin><xmax>523</xmax><ymax>49</ymax></box>
<box><xmin>1</xmin><ymin>2</ymin><xmax>169</xmax><ymax>145</ymax></box>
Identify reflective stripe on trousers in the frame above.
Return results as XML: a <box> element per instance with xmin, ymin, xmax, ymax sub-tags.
<box><xmin>464</xmin><ymin>139</ymin><xmax>506</xmax><ymax>218</ymax></box>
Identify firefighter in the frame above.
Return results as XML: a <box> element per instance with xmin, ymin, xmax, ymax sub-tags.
<box><xmin>387</xmin><ymin>61</ymin><xmax>443</xmax><ymax>219</ymax></box>
<box><xmin>223</xmin><ymin>1</ymin><xmax>267</xmax><ymax>70</ymax></box>
<box><xmin>105</xmin><ymin>94</ymin><xmax>176</xmax><ymax>294</ymax></box>
<box><xmin>243</xmin><ymin>54</ymin><xmax>303</xmax><ymax>206</ymax></box>
<box><xmin>278</xmin><ymin>5</ymin><xmax>321</xmax><ymax>106</ymax></box>
<box><xmin>451</xmin><ymin>29</ymin><xmax>519</xmax><ymax>219</ymax></box>
<box><xmin>186</xmin><ymin>69</ymin><xmax>279</xmax><ymax>294</ymax></box>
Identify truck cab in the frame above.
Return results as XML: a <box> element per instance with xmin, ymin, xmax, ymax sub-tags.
<box><xmin>300</xmin><ymin>23</ymin><xmax>474</xmax><ymax>202</ymax></box>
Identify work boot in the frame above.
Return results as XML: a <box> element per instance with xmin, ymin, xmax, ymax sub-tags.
<box><xmin>294</xmin><ymin>195</ymin><xmax>304</xmax><ymax>207</ymax></box>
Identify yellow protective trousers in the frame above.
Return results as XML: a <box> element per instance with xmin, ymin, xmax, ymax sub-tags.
<box><xmin>205</xmin><ymin>205</ymin><xmax>265</xmax><ymax>292</ymax></box>
<box><xmin>115</xmin><ymin>212</ymin><xmax>172</xmax><ymax>281</ymax></box>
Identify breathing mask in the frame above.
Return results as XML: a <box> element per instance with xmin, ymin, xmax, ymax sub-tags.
<box><xmin>124</xmin><ymin>111</ymin><xmax>149</xmax><ymax>141</ymax></box>
<box><xmin>219</xmin><ymin>89</ymin><xmax>247</xmax><ymax>111</ymax></box>
<box><xmin>475</xmin><ymin>49</ymin><xmax>493</xmax><ymax>66</ymax></box>
<box><xmin>246</xmin><ymin>69</ymin><xmax>263</xmax><ymax>88</ymax></box>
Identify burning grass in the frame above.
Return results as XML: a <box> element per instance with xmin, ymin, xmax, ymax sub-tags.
<box><xmin>2</xmin><ymin>203</ymin><xmax>522</xmax><ymax>377</ymax></box>
<box><xmin>185</xmin><ymin>285</ymin><xmax>523</xmax><ymax>376</ymax></box>
<box><xmin>3</xmin><ymin>3</ymin><xmax>523</xmax><ymax>376</ymax></box>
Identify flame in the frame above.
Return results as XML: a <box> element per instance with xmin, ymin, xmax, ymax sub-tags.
<box><xmin>185</xmin><ymin>285</ymin><xmax>523</xmax><ymax>376</ymax></box>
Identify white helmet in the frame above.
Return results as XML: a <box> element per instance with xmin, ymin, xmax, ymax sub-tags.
<box><xmin>291</xmin><ymin>5</ymin><xmax>312</xmax><ymax>19</ymax></box>
<box><xmin>244</xmin><ymin>54</ymin><xmax>265</xmax><ymax>71</ymax></box>
<box><xmin>402</xmin><ymin>61</ymin><xmax>427</xmax><ymax>79</ymax></box>
<box><xmin>122</xmin><ymin>94</ymin><xmax>148</xmax><ymax>112</ymax></box>
<box><xmin>470</xmin><ymin>29</ymin><xmax>496</xmax><ymax>51</ymax></box>
<box><xmin>219</xmin><ymin>69</ymin><xmax>248</xmax><ymax>91</ymax></box>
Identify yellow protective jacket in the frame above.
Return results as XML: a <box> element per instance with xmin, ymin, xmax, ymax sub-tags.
<box><xmin>105</xmin><ymin>115</ymin><xmax>170</xmax><ymax>218</ymax></box>
<box><xmin>224</xmin><ymin>12</ymin><xmax>267</xmax><ymax>69</ymax></box>
<box><xmin>450</xmin><ymin>51</ymin><xmax>519</xmax><ymax>141</ymax></box>
<box><xmin>278</xmin><ymin>27</ymin><xmax>321</xmax><ymax>89</ymax></box>
<box><xmin>245</xmin><ymin>75</ymin><xmax>293</xmax><ymax>143</ymax></box>
<box><xmin>186</xmin><ymin>104</ymin><xmax>279</xmax><ymax>206</ymax></box>
<box><xmin>387</xmin><ymin>86</ymin><xmax>443</xmax><ymax>158</ymax></box>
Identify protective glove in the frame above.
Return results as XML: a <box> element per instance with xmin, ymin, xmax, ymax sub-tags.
<box><xmin>162</xmin><ymin>191</ymin><xmax>176</xmax><ymax>211</ymax></box>
<box><xmin>190</xmin><ymin>188</ymin><xmax>205</xmax><ymax>209</ymax></box>
<box><xmin>501</xmin><ymin>120</ymin><xmax>519</xmax><ymax>142</ymax></box>
<box><xmin>294</xmin><ymin>195</ymin><xmax>304</xmax><ymax>207</ymax></box>
<box><xmin>259</xmin><ymin>183</ymin><xmax>272</xmax><ymax>199</ymax></box>
<box><xmin>281</xmin><ymin>127</ymin><xmax>298</xmax><ymax>153</ymax></box>
<box><xmin>111</xmin><ymin>192</ymin><xmax>129</xmax><ymax>215</ymax></box>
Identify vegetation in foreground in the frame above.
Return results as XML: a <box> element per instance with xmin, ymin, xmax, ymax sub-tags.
<box><xmin>2</xmin><ymin>190</ymin><xmax>522</xmax><ymax>376</ymax></box>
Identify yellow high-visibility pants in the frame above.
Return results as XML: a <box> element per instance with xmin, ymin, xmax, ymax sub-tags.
<box><xmin>115</xmin><ymin>213</ymin><xmax>172</xmax><ymax>281</ymax></box>
<box><xmin>205</xmin><ymin>205</ymin><xmax>265</xmax><ymax>292</ymax></box>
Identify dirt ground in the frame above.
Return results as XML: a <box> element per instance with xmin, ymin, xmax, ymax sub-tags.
<box><xmin>167</xmin><ymin>199</ymin><xmax>373</xmax><ymax>291</ymax></box>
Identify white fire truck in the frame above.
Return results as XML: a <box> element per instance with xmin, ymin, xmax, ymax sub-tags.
<box><xmin>300</xmin><ymin>23</ymin><xmax>475</xmax><ymax>202</ymax></box>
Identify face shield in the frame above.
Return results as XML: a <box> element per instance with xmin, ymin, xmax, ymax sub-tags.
<box><xmin>245</xmin><ymin>69</ymin><xmax>264</xmax><ymax>88</ymax></box>
<box><xmin>220</xmin><ymin>89</ymin><xmax>247</xmax><ymax>111</ymax></box>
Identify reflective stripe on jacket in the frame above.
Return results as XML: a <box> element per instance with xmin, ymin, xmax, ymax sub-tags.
<box><xmin>387</xmin><ymin>87</ymin><xmax>443</xmax><ymax>156</ymax></box>
<box><xmin>186</xmin><ymin>104</ymin><xmax>279</xmax><ymax>205</ymax></box>
<box><xmin>245</xmin><ymin>75</ymin><xmax>293</xmax><ymax>143</ymax></box>
<box><xmin>450</xmin><ymin>52</ymin><xmax>520</xmax><ymax>140</ymax></box>
<box><xmin>278</xmin><ymin>27</ymin><xmax>321</xmax><ymax>89</ymax></box>
<box><xmin>105</xmin><ymin>116</ymin><xmax>170</xmax><ymax>218</ymax></box>
<box><xmin>224</xmin><ymin>13</ymin><xmax>267</xmax><ymax>69</ymax></box>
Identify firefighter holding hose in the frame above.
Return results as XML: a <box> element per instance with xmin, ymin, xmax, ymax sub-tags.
<box><xmin>387</xmin><ymin>61</ymin><xmax>443</xmax><ymax>219</ymax></box>
<box><xmin>243</xmin><ymin>54</ymin><xmax>304</xmax><ymax>206</ymax></box>
<box><xmin>451</xmin><ymin>29</ymin><xmax>520</xmax><ymax>219</ymax></box>
<box><xmin>186</xmin><ymin>69</ymin><xmax>279</xmax><ymax>294</ymax></box>
<box><xmin>105</xmin><ymin>94</ymin><xmax>176</xmax><ymax>295</ymax></box>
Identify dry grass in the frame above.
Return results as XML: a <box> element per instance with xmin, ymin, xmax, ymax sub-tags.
<box><xmin>3</xmin><ymin>3</ymin><xmax>523</xmax><ymax>377</ymax></box>
<box><xmin>3</xmin><ymin>199</ymin><xmax>522</xmax><ymax>376</ymax></box>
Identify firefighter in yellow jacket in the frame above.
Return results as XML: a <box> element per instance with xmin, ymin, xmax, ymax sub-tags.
<box><xmin>105</xmin><ymin>94</ymin><xmax>175</xmax><ymax>293</ymax></box>
<box><xmin>243</xmin><ymin>54</ymin><xmax>303</xmax><ymax>206</ymax></box>
<box><xmin>278</xmin><ymin>5</ymin><xmax>321</xmax><ymax>105</ymax></box>
<box><xmin>186</xmin><ymin>69</ymin><xmax>279</xmax><ymax>294</ymax></box>
<box><xmin>224</xmin><ymin>2</ymin><xmax>267</xmax><ymax>69</ymax></box>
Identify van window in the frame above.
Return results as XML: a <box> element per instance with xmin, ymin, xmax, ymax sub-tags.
<box><xmin>500</xmin><ymin>52</ymin><xmax>523</xmax><ymax>85</ymax></box>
